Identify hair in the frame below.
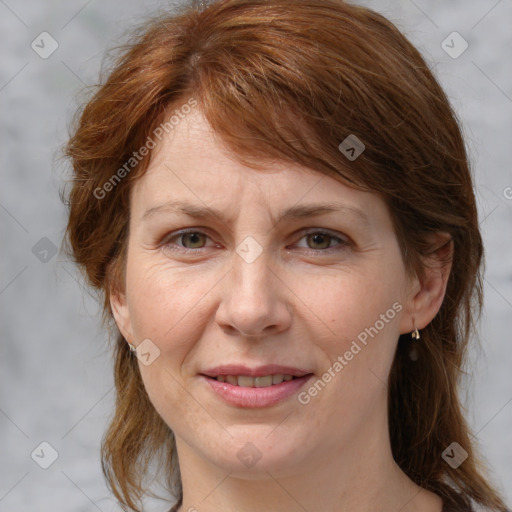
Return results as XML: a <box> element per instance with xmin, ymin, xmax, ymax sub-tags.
<box><xmin>62</xmin><ymin>1</ymin><xmax>508</xmax><ymax>511</ymax></box>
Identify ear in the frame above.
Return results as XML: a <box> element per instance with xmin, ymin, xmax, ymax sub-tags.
<box><xmin>110</xmin><ymin>283</ymin><xmax>134</xmax><ymax>343</ymax></box>
<box><xmin>399</xmin><ymin>232</ymin><xmax>453</xmax><ymax>334</ymax></box>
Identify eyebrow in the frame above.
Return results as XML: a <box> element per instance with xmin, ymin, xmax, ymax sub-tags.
<box><xmin>141</xmin><ymin>200</ymin><xmax>371</xmax><ymax>227</ymax></box>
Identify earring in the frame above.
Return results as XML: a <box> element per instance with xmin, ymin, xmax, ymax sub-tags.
<box><xmin>411</xmin><ymin>328</ymin><xmax>420</xmax><ymax>340</ymax></box>
<box><xmin>128</xmin><ymin>343</ymin><xmax>137</xmax><ymax>353</ymax></box>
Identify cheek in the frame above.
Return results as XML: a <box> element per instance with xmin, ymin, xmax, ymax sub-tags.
<box><xmin>125</xmin><ymin>258</ymin><xmax>216</xmax><ymax>350</ymax></box>
<box><xmin>301</xmin><ymin>268</ymin><xmax>402</xmax><ymax>348</ymax></box>
<box><xmin>124</xmin><ymin>260</ymin><xmax>220</xmax><ymax>422</ymax></box>
<box><xmin>294</xmin><ymin>272</ymin><xmax>403</xmax><ymax>427</ymax></box>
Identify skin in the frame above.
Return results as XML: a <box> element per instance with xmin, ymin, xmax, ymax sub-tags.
<box><xmin>111</xmin><ymin>108</ymin><xmax>452</xmax><ymax>512</ymax></box>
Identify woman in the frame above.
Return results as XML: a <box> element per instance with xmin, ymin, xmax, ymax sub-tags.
<box><xmin>63</xmin><ymin>1</ymin><xmax>509</xmax><ymax>511</ymax></box>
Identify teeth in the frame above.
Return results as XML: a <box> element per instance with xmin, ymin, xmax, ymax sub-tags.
<box><xmin>215</xmin><ymin>374</ymin><xmax>296</xmax><ymax>387</ymax></box>
<box><xmin>272</xmin><ymin>374</ymin><xmax>284</xmax><ymax>384</ymax></box>
<box><xmin>238</xmin><ymin>376</ymin><xmax>255</xmax><ymax>387</ymax></box>
<box><xmin>226</xmin><ymin>375</ymin><xmax>238</xmax><ymax>385</ymax></box>
<box><xmin>254</xmin><ymin>376</ymin><xmax>272</xmax><ymax>387</ymax></box>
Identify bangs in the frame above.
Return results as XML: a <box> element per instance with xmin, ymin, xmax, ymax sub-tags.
<box><xmin>147</xmin><ymin>0</ymin><xmax>414</xmax><ymax>192</ymax></box>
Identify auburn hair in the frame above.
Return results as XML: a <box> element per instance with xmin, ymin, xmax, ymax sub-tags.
<box><xmin>63</xmin><ymin>1</ymin><xmax>508</xmax><ymax>511</ymax></box>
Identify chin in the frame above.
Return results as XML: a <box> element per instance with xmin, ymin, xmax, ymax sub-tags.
<box><xmin>200</xmin><ymin>429</ymin><xmax>310</xmax><ymax>477</ymax></box>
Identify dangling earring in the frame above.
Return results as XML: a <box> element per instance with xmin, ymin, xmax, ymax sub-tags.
<box><xmin>409</xmin><ymin>324</ymin><xmax>420</xmax><ymax>361</ymax></box>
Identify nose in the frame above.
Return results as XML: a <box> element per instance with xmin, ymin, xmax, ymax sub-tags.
<box><xmin>215</xmin><ymin>250</ymin><xmax>292</xmax><ymax>338</ymax></box>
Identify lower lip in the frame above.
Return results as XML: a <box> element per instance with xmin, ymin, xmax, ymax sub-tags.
<box><xmin>201</xmin><ymin>375</ymin><xmax>314</xmax><ymax>408</ymax></box>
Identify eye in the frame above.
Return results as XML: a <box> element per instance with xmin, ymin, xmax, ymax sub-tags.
<box><xmin>294</xmin><ymin>230</ymin><xmax>349</xmax><ymax>252</ymax></box>
<box><xmin>162</xmin><ymin>230</ymin><xmax>215</xmax><ymax>252</ymax></box>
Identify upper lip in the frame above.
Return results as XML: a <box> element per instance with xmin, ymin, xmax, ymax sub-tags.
<box><xmin>201</xmin><ymin>364</ymin><xmax>312</xmax><ymax>378</ymax></box>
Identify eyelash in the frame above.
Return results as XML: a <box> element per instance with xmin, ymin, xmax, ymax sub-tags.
<box><xmin>160</xmin><ymin>228</ymin><xmax>351</xmax><ymax>255</ymax></box>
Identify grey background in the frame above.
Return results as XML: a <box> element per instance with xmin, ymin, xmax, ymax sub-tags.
<box><xmin>1</xmin><ymin>0</ymin><xmax>511</xmax><ymax>510</ymax></box>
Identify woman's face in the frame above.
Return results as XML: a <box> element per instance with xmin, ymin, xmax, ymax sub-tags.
<box><xmin>111</xmin><ymin>109</ymin><xmax>422</xmax><ymax>477</ymax></box>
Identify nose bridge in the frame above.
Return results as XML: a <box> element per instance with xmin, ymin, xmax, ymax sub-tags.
<box><xmin>230</xmin><ymin>242</ymin><xmax>275</xmax><ymax>309</ymax></box>
<box><xmin>215</xmin><ymin>240</ymin><xmax>290</xmax><ymax>337</ymax></box>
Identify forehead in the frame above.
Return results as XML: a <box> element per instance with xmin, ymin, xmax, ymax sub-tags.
<box><xmin>129</xmin><ymin>109</ymin><xmax>389</xmax><ymax>226</ymax></box>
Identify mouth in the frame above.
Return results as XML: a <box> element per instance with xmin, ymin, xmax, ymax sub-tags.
<box><xmin>199</xmin><ymin>365</ymin><xmax>314</xmax><ymax>408</ymax></box>
<box><xmin>204</xmin><ymin>374</ymin><xmax>300</xmax><ymax>387</ymax></box>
